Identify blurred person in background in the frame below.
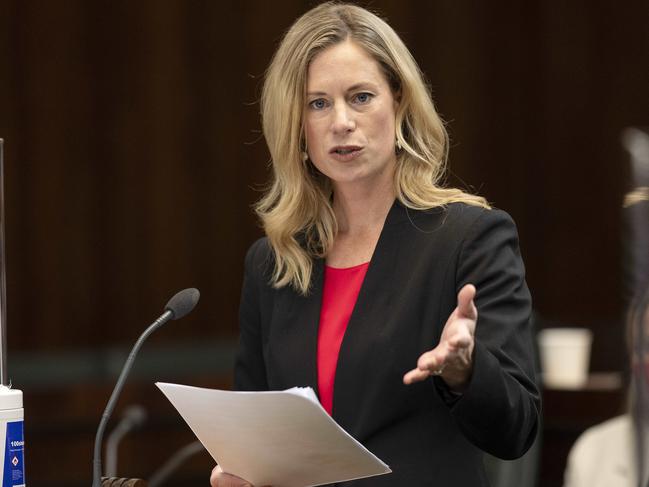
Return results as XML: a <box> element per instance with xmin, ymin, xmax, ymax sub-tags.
<box><xmin>563</xmin><ymin>296</ymin><xmax>649</xmax><ymax>487</ymax></box>
<box><xmin>564</xmin><ymin>131</ymin><xmax>649</xmax><ymax>487</ymax></box>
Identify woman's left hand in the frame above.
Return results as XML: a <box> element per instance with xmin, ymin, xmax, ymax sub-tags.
<box><xmin>403</xmin><ymin>284</ymin><xmax>477</xmax><ymax>392</ymax></box>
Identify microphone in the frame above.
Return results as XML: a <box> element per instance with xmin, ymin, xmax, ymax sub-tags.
<box><xmin>92</xmin><ymin>288</ymin><xmax>200</xmax><ymax>487</ymax></box>
<box><xmin>104</xmin><ymin>404</ymin><xmax>147</xmax><ymax>477</ymax></box>
<box><xmin>148</xmin><ymin>440</ymin><xmax>205</xmax><ymax>487</ymax></box>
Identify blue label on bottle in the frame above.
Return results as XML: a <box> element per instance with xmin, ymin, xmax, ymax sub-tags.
<box><xmin>3</xmin><ymin>421</ymin><xmax>25</xmax><ymax>487</ymax></box>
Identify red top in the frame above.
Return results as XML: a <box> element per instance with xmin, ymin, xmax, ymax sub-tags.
<box><xmin>317</xmin><ymin>262</ymin><xmax>370</xmax><ymax>415</ymax></box>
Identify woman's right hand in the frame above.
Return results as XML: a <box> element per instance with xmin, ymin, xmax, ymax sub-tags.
<box><xmin>210</xmin><ymin>465</ymin><xmax>255</xmax><ymax>487</ymax></box>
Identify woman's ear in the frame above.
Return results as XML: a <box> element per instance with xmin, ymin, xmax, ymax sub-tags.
<box><xmin>393</xmin><ymin>88</ymin><xmax>402</xmax><ymax>110</ymax></box>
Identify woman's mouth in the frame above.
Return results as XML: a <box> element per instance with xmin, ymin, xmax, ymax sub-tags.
<box><xmin>330</xmin><ymin>146</ymin><xmax>363</xmax><ymax>161</ymax></box>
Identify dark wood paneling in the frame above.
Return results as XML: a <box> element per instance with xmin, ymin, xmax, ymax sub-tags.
<box><xmin>1</xmin><ymin>1</ymin><xmax>648</xmax><ymax>485</ymax></box>
<box><xmin>2</xmin><ymin>1</ymin><xmax>646</xmax><ymax>344</ymax></box>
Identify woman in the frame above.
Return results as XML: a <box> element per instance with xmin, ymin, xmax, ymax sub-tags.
<box><xmin>212</xmin><ymin>2</ymin><xmax>539</xmax><ymax>486</ymax></box>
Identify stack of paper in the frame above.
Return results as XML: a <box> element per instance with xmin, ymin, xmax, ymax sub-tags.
<box><xmin>156</xmin><ymin>383</ymin><xmax>391</xmax><ymax>487</ymax></box>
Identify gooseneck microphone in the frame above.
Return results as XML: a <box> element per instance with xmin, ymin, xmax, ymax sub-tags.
<box><xmin>92</xmin><ymin>288</ymin><xmax>200</xmax><ymax>487</ymax></box>
<box><xmin>104</xmin><ymin>404</ymin><xmax>147</xmax><ymax>477</ymax></box>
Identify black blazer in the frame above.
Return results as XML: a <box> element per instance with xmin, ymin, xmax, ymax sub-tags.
<box><xmin>234</xmin><ymin>201</ymin><xmax>540</xmax><ymax>486</ymax></box>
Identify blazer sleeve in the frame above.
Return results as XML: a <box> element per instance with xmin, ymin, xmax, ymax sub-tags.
<box><xmin>233</xmin><ymin>238</ymin><xmax>270</xmax><ymax>391</ymax></box>
<box><xmin>438</xmin><ymin>209</ymin><xmax>540</xmax><ymax>459</ymax></box>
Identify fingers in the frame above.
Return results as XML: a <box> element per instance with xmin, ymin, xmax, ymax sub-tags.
<box><xmin>403</xmin><ymin>330</ymin><xmax>474</xmax><ymax>385</ymax></box>
<box><xmin>416</xmin><ymin>348</ymin><xmax>445</xmax><ymax>372</ymax></box>
<box><xmin>210</xmin><ymin>465</ymin><xmax>222</xmax><ymax>486</ymax></box>
<box><xmin>457</xmin><ymin>284</ymin><xmax>477</xmax><ymax>320</ymax></box>
<box><xmin>403</xmin><ymin>356</ymin><xmax>446</xmax><ymax>384</ymax></box>
<box><xmin>403</xmin><ymin>346</ymin><xmax>447</xmax><ymax>384</ymax></box>
<box><xmin>210</xmin><ymin>466</ymin><xmax>254</xmax><ymax>487</ymax></box>
<box><xmin>403</xmin><ymin>366</ymin><xmax>430</xmax><ymax>384</ymax></box>
<box><xmin>404</xmin><ymin>285</ymin><xmax>477</xmax><ymax>388</ymax></box>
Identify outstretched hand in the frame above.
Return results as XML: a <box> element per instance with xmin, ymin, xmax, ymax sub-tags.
<box><xmin>403</xmin><ymin>284</ymin><xmax>477</xmax><ymax>391</ymax></box>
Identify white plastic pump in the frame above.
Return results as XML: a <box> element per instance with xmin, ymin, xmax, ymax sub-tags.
<box><xmin>0</xmin><ymin>386</ymin><xmax>24</xmax><ymax>486</ymax></box>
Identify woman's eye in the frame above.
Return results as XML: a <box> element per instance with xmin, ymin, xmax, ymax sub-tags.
<box><xmin>309</xmin><ymin>99</ymin><xmax>328</xmax><ymax>110</ymax></box>
<box><xmin>353</xmin><ymin>92</ymin><xmax>373</xmax><ymax>104</ymax></box>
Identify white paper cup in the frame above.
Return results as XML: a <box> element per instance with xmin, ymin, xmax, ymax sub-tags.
<box><xmin>537</xmin><ymin>328</ymin><xmax>593</xmax><ymax>389</ymax></box>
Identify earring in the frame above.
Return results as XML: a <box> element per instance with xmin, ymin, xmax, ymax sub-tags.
<box><xmin>395</xmin><ymin>138</ymin><xmax>402</xmax><ymax>152</ymax></box>
<box><xmin>302</xmin><ymin>151</ymin><xmax>309</xmax><ymax>162</ymax></box>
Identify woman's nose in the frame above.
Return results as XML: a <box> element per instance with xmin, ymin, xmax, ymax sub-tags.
<box><xmin>332</xmin><ymin>105</ymin><xmax>356</xmax><ymax>134</ymax></box>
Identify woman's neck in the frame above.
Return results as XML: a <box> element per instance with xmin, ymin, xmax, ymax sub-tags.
<box><xmin>332</xmin><ymin>182</ymin><xmax>395</xmax><ymax>237</ymax></box>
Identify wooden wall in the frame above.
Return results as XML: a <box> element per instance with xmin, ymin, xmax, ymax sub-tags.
<box><xmin>0</xmin><ymin>1</ymin><xmax>648</xmax><ymax>485</ymax></box>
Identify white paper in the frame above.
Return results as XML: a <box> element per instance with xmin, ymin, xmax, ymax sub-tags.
<box><xmin>156</xmin><ymin>382</ymin><xmax>391</xmax><ymax>487</ymax></box>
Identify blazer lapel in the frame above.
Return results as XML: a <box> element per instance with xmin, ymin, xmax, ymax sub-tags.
<box><xmin>332</xmin><ymin>201</ymin><xmax>405</xmax><ymax>428</ymax></box>
<box><xmin>271</xmin><ymin>257</ymin><xmax>324</xmax><ymax>394</ymax></box>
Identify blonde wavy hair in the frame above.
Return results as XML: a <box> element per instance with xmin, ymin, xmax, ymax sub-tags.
<box><xmin>257</xmin><ymin>1</ymin><xmax>489</xmax><ymax>295</ymax></box>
